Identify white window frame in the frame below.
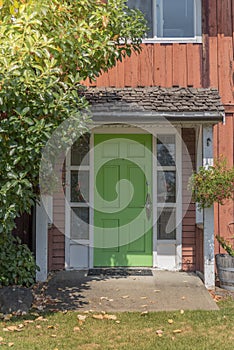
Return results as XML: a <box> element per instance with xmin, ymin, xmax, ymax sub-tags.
<box><xmin>139</xmin><ymin>0</ymin><xmax>202</xmax><ymax>44</ymax></box>
<box><xmin>65</xmin><ymin>135</ymin><xmax>91</xmax><ymax>269</ymax></box>
<box><xmin>153</xmin><ymin>129</ymin><xmax>182</xmax><ymax>270</ymax></box>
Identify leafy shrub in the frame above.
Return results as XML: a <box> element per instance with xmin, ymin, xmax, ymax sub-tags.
<box><xmin>189</xmin><ymin>158</ymin><xmax>234</xmax><ymax>209</ymax></box>
<box><xmin>0</xmin><ymin>235</ymin><xmax>39</xmax><ymax>287</ymax></box>
<box><xmin>216</xmin><ymin>235</ymin><xmax>234</xmax><ymax>257</ymax></box>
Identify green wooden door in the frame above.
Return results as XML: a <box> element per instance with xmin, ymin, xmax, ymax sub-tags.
<box><xmin>94</xmin><ymin>134</ymin><xmax>153</xmax><ymax>267</ymax></box>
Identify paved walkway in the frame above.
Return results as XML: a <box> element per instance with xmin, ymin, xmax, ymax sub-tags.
<box><xmin>38</xmin><ymin>270</ymin><xmax>219</xmax><ymax>312</ymax></box>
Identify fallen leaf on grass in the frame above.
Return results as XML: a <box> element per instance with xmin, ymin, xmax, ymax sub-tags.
<box><xmin>156</xmin><ymin>330</ymin><xmax>163</xmax><ymax>337</ymax></box>
<box><xmin>173</xmin><ymin>329</ymin><xmax>182</xmax><ymax>334</ymax></box>
<box><xmin>168</xmin><ymin>319</ymin><xmax>174</xmax><ymax>324</ymax></box>
<box><xmin>115</xmin><ymin>321</ymin><xmax>121</xmax><ymax>324</ymax></box>
<box><xmin>4</xmin><ymin>314</ymin><xmax>12</xmax><ymax>322</ymax></box>
<box><xmin>35</xmin><ymin>316</ymin><xmax>48</xmax><ymax>322</ymax></box>
<box><xmin>73</xmin><ymin>327</ymin><xmax>81</xmax><ymax>332</ymax></box>
<box><xmin>8</xmin><ymin>342</ymin><xmax>14</xmax><ymax>347</ymax></box>
<box><xmin>92</xmin><ymin>314</ymin><xmax>117</xmax><ymax>321</ymax></box>
<box><xmin>93</xmin><ymin>314</ymin><xmax>104</xmax><ymax>320</ymax></box>
<box><xmin>0</xmin><ymin>337</ymin><xmax>3</xmax><ymax>341</ymax></box>
<box><xmin>3</xmin><ymin>326</ymin><xmax>23</xmax><ymax>332</ymax></box>
<box><xmin>103</xmin><ymin>314</ymin><xmax>117</xmax><ymax>320</ymax></box>
<box><xmin>47</xmin><ymin>325</ymin><xmax>56</xmax><ymax>329</ymax></box>
<box><xmin>24</xmin><ymin>320</ymin><xmax>34</xmax><ymax>324</ymax></box>
<box><xmin>36</xmin><ymin>325</ymin><xmax>42</xmax><ymax>329</ymax></box>
<box><xmin>51</xmin><ymin>334</ymin><xmax>57</xmax><ymax>338</ymax></box>
<box><xmin>77</xmin><ymin>315</ymin><xmax>87</xmax><ymax>322</ymax></box>
<box><xmin>141</xmin><ymin>311</ymin><xmax>149</xmax><ymax>316</ymax></box>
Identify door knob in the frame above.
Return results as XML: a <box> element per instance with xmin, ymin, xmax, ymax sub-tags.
<box><xmin>145</xmin><ymin>193</ymin><xmax>152</xmax><ymax>220</ymax></box>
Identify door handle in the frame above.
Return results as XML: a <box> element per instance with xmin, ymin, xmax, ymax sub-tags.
<box><xmin>145</xmin><ymin>193</ymin><xmax>152</xmax><ymax>220</ymax></box>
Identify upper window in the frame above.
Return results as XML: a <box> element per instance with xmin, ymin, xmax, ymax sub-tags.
<box><xmin>127</xmin><ymin>0</ymin><xmax>202</xmax><ymax>43</ymax></box>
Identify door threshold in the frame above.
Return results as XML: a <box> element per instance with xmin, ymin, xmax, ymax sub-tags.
<box><xmin>88</xmin><ymin>268</ymin><xmax>153</xmax><ymax>276</ymax></box>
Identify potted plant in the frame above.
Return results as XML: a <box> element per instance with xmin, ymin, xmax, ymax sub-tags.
<box><xmin>189</xmin><ymin>158</ymin><xmax>234</xmax><ymax>290</ymax></box>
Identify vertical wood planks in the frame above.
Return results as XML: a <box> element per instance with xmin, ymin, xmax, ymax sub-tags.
<box><xmin>172</xmin><ymin>44</ymin><xmax>181</xmax><ymax>86</ymax></box>
<box><xmin>217</xmin><ymin>35</ymin><xmax>233</xmax><ymax>104</ymax></box>
<box><xmin>153</xmin><ymin>44</ymin><xmax>165</xmax><ymax>86</ymax></box>
<box><xmin>164</xmin><ymin>44</ymin><xmax>173</xmax><ymax>87</ymax></box>
<box><xmin>127</xmin><ymin>50</ymin><xmax>139</xmax><ymax>87</ymax></box>
<box><xmin>209</xmin><ymin>37</ymin><xmax>218</xmax><ymax>87</ymax></box>
<box><xmin>138</xmin><ymin>45</ymin><xmax>154</xmax><ymax>86</ymax></box>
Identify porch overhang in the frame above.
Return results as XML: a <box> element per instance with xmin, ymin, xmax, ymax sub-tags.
<box><xmin>91</xmin><ymin>111</ymin><xmax>223</xmax><ymax>124</ymax></box>
<box><xmin>82</xmin><ymin>87</ymin><xmax>224</xmax><ymax>125</ymax></box>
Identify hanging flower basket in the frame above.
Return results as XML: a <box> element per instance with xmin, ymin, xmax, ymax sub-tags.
<box><xmin>188</xmin><ymin>158</ymin><xmax>234</xmax><ymax>209</ymax></box>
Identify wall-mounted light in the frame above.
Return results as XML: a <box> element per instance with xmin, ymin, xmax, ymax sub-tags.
<box><xmin>206</xmin><ymin>138</ymin><xmax>211</xmax><ymax>147</ymax></box>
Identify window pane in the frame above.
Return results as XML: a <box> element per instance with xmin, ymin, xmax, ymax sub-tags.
<box><xmin>71</xmin><ymin>170</ymin><xmax>89</xmax><ymax>203</ymax></box>
<box><xmin>71</xmin><ymin>133</ymin><xmax>90</xmax><ymax>166</ymax></box>
<box><xmin>157</xmin><ymin>208</ymin><xmax>176</xmax><ymax>240</ymax></box>
<box><xmin>158</xmin><ymin>0</ymin><xmax>195</xmax><ymax>38</ymax></box>
<box><xmin>157</xmin><ymin>171</ymin><xmax>176</xmax><ymax>203</ymax></box>
<box><xmin>127</xmin><ymin>0</ymin><xmax>153</xmax><ymax>38</ymax></box>
<box><xmin>157</xmin><ymin>135</ymin><xmax>176</xmax><ymax>166</ymax></box>
<box><xmin>71</xmin><ymin>207</ymin><xmax>89</xmax><ymax>240</ymax></box>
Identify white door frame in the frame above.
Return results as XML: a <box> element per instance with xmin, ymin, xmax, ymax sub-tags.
<box><xmin>65</xmin><ymin>124</ymin><xmax>182</xmax><ymax>270</ymax></box>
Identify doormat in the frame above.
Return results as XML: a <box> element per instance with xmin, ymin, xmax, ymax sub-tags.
<box><xmin>87</xmin><ymin>268</ymin><xmax>153</xmax><ymax>276</ymax></box>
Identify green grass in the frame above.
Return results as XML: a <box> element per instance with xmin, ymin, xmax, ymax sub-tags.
<box><xmin>0</xmin><ymin>299</ymin><xmax>234</xmax><ymax>350</ymax></box>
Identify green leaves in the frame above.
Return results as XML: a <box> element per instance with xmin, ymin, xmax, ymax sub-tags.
<box><xmin>189</xmin><ymin>158</ymin><xmax>234</xmax><ymax>209</ymax></box>
<box><xmin>0</xmin><ymin>234</ymin><xmax>39</xmax><ymax>287</ymax></box>
<box><xmin>0</xmin><ymin>0</ymin><xmax>145</xmax><ymax>244</ymax></box>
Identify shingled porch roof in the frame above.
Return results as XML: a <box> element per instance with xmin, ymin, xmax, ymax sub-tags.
<box><xmin>81</xmin><ymin>87</ymin><xmax>224</xmax><ymax>123</ymax></box>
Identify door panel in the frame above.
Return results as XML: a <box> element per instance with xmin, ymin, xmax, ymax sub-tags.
<box><xmin>94</xmin><ymin>134</ymin><xmax>152</xmax><ymax>267</ymax></box>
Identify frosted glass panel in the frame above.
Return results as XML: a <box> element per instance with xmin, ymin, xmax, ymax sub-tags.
<box><xmin>71</xmin><ymin>207</ymin><xmax>89</xmax><ymax>240</ymax></box>
<box><xmin>157</xmin><ymin>208</ymin><xmax>176</xmax><ymax>240</ymax></box>
<box><xmin>71</xmin><ymin>170</ymin><xmax>89</xmax><ymax>203</ymax></box>
<box><xmin>157</xmin><ymin>171</ymin><xmax>176</xmax><ymax>203</ymax></box>
<box><xmin>157</xmin><ymin>135</ymin><xmax>176</xmax><ymax>166</ymax></box>
<box><xmin>71</xmin><ymin>133</ymin><xmax>90</xmax><ymax>166</ymax></box>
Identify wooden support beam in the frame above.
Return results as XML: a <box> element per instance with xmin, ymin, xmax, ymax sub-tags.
<box><xmin>36</xmin><ymin>195</ymin><xmax>52</xmax><ymax>282</ymax></box>
<box><xmin>203</xmin><ymin>126</ymin><xmax>215</xmax><ymax>289</ymax></box>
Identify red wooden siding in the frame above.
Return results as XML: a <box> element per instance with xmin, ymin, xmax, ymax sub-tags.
<box><xmin>84</xmin><ymin>0</ymin><xmax>234</xmax><ymax>105</ymax></box>
<box><xmin>182</xmin><ymin>129</ymin><xmax>196</xmax><ymax>271</ymax></box>
<box><xmin>48</xmin><ymin>198</ymin><xmax>65</xmax><ymax>271</ymax></box>
<box><xmin>214</xmin><ymin>114</ymin><xmax>234</xmax><ymax>255</ymax></box>
<box><xmin>48</xmin><ymin>163</ymin><xmax>66</xmax><ymax>271</ymax></box>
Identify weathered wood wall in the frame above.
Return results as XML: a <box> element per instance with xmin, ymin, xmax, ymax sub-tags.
<box><xmin>85</xmin><ymin>0</ymin><xmax>234</xmax><ymax>105</ymax></box>
<box><xmin>182</xmin><ymin>129</ymin><xmax>196</xmax><ymax>271</ymax></box>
